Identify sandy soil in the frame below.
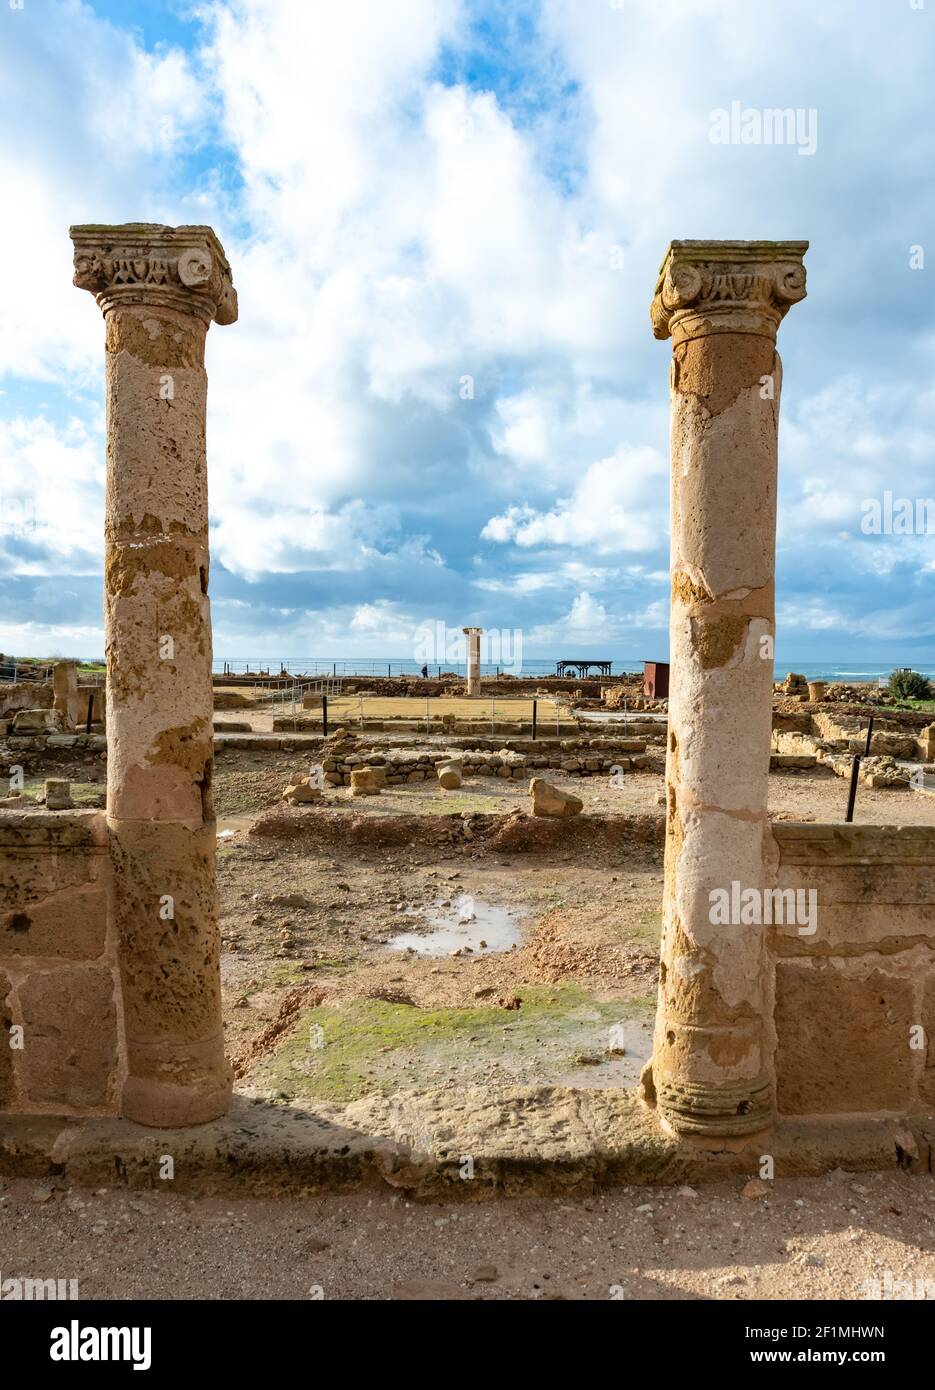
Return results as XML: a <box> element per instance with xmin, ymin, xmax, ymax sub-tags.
<box><xmin>3</xmin><ymin>1169</ymin><xmax>934</xmax><ymax>1300</ymax></box>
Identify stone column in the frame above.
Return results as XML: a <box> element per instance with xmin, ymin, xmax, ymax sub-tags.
<box><xmin>463</xmin><ymin>627</ymin><xmax>483</xmax><ymax>696</ymax></box>
<box><xmin>71</xmin><ymin>223</ymin><xmax>237</xmax><ymax>1126</ymax></box>
<box><xmin>646</xmin><ymin>240</ymin><xmax>807</xmax><ymax>1139</ymax></box>
<box><xmin>52</xmin><ymin>660</ymin><xmax>79</xmax><ymax>727</ymax></box>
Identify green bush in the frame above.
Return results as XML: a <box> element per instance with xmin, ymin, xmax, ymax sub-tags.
<box><xmin>887</xmin><ymin>668</ymin><xmax>933</xmax><ymax>700</ymax></box>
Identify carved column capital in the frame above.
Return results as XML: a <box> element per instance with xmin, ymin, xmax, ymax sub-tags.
<box><xmin>70</xmin><ymin>222</ymin><xmax>238</xmax><ymax>326</ymax></box>
<box><xmin>651</xmin><ymin>239</ymin><xmax>807</xmax><ymax>345</ymax></box>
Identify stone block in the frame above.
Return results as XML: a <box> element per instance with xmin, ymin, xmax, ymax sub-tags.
<box><xmin>0</xmin><ymin>969</ymin><xmax>15</xmax><ymax>1109</ymax></box>
<box><xmin>351</xmin><ymin>768</ymin><xmax>383</xmax><ymax>796</ymax></box>
<box><xmin>282</xmin><ymin>778</ymin><xmax>323</xmax><ymax>805</ymax></box>
<box><xmin>42</xmin><ymin>779</ymin><xmax>73</xmax><ymax>810</ymax></box>
<box><xmin>917</xmin><ymin>970</ymin><xmax>935</xmax><ymax>1109</ymax></box>
<box><xmin>12</xmin><ymin>708</ymin><xmax>62</xmax><ymax>734</ymax></box>
<box><xmin>529</xmin><ymin>778</ymin><xmax>583</xmax><ymax>818</ymax></box>
<box><xmin>775</xmin><ymin>959</ymin><xmax>916</xmax><ymax>1114</ymax></box>
<box><xmin>18</xmin><ymin>964</ymin><xmax>118</xmax><ymax>1109</ymax></box>
<box><xmin>1</xmin><ymin>881</ymin><xmax>107</xmax><ymax>959</ymax></box>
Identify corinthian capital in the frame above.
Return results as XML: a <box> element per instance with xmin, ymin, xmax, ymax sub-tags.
<box><xmin>70</xmin><ymin>222</ymin><xmax>238</xmax><ymax>326</ymax></box>
<box><xmin>651</xmin><ymin>239</ymin><xmax>807</xmax><ymax>345</ymax></box>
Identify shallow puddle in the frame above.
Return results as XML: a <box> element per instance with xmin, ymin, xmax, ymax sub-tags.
<box><xmin>216</xmin><ymin>812</ymin><xmax>257</xmax><ymax>836</ymax></box>
<box><xmin>385</xmin><ymin>893</ymin><xmax>523</xmax><ymax>956</ymax></box>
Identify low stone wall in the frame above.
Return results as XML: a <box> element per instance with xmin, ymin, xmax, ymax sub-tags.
<box><xmin>0</xmin><ymin>682</ymin><xmax>53</xmax><ymax>720</ymax></box>
<box><xmin>318</xmin><ymin>741</ymin><xmax>653</xmax><ymax>786</ymax></box>
<box><xmin>769</xmin><ymin>823</ymin><xmax>935</xmax><ymax>1118</ymax></box>
<box><xmin>0</xmin><ymin>810</ymin><xmax>121</xmax><ymax>1115</ymax></box>
<box><xmin>1</xmin><ymin>731</ymin><xmax>107</xmax><ymax>755</ymax></box>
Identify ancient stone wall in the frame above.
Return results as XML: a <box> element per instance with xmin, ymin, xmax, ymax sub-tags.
<box><xmin>317</xmin><ymin>741</ymin><xmax>653</xmax><ymax>786</ymax></box>
<box><xmin>0</xmin><ymin>682</ymin><xmax>53</xmax><ymax>720</ymax></box>
<box><xmin>0</xmin><ymin>810</ymin><xmax>121</xmax><ymax>1114</ymax></box>
<box><xmin>769</xmin><ymin>823</ymin><xmax>935</xmax><ymax>1117</ymax></box>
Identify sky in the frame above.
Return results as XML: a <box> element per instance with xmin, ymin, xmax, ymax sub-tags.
<box><xmin>0</xmin><ymin>0</ymin><xmax>933</xmax><ymax>667</ymax></box>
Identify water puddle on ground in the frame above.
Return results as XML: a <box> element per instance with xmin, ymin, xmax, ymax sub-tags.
<box><xmin>385</xmin><ymin>893</ymin><xmax>523</xmax><ymax>957</ymax></box>
<box><xmin>216</xmin><ymin>812</ymin><xmax>257</xmax><ymax>837</ymax></box>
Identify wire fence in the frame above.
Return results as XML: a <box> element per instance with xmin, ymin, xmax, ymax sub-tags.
<box><xmin>0</xmin><ymin>661</ymin><xmax>55</xmax><ymax>683</ymax></box>
<box><xmin>257</xmin><ymin>694</ymin><xmax>652</xmax><ymax>737</ymax></box>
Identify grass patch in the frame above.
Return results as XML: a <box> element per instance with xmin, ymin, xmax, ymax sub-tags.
<box><xmin>22</xmin><ymin>778</ymin><xmax>103</xmax><ymax>805</ymax></box>
<box><xmin>247</xmin><ymin>984</ymin><xmax>652</xmax><ymax>1102</ymax></box>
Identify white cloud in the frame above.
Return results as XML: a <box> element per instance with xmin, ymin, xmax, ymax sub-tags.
<box><xmin>482</xmin><ymin>445</ymin><xmax>665</xmax><ymax>552</ymax></box>
<box><xmin>2</xmin><ymin>0</ymin><xmax>935</xmax><ymax>660</ymax></box>
<box><xmin>0</xmin><ymin>414</ymin><xmax>103</xmax><ymax>575</ymax></box>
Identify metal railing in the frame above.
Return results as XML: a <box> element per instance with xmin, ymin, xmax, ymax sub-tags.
<box><xmin>0</xmin><ymin>661</ymin><xmax>55</xmax><ymax>683</ymax></box>
<box><xmin>252</xmin><ymin>693</ymin><xmax>571</xmax><ymax>736</ymax></box>
<box><xmin>253</xmin><ymin>676</ymin><xmax>344</xmax><ymax>717</ymax></box>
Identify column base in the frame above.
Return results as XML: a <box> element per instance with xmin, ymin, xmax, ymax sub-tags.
<box><xmin>121</xmin><ymin>1069</ymin><xmax>232</xmax><ymax>1128</ymax></box>
<box><xmin>656</xmin><ymin>1077</ymin><xmax>773</xmax><ymax>1137</ymax></box>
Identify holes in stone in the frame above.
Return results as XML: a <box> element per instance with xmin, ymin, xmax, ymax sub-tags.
<box><xmin>666</xmin><ymin>1029</ymin><xmax>675</xmax><ymax>1046</ymax></box>
<box><xmin>660</xmin><ymin>962</ymin><xmax>667</xmax><ymax>985</ymax></box>
<box><xmin>7</xmin><ymin>912</ymin><xmax>30</xmax><ymax>933</ymax></box>
<box><xmin>669</xmin><ymin>731</ymin><xmax>677</xmax><ymax>752</ymax></box>
<box><xmin>737</xmin><ymin>1100</ymin><xmax>752</xmax><ymax>1114</ymax></box>
<box><xmin>199</xmin><ymin>565</ymin><xmax>208</xmax><ymax>595</ymax></box>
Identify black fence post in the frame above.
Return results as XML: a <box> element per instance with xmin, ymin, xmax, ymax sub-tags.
<box><xmin>845</xmin><ymin>717</ymin><xmax>874</xmax><ymax>823</ymax></box>
<box><xmin>322</xmin><ymin>694</ymin><xmax>328</xmax><ymax>738</ymax></box>
<box><xmin>531</xmin><ymin>698</ymin><xmax>537</xmax><ymax>740</ymax></box>
<box><xmin>85</xmin><ymin>693</ymin><xmax>94</xmax><ymax>735</ymax></box>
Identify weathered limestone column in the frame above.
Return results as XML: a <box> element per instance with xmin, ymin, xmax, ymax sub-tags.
<box><xmin>646</xmin><ymin>240</ymin><xmax>807</xmax><ymax>1139</ymax></box>
<box><xmin>52</xmin><ymin>660</ymin><xmax>79</xmax><ymax>727</ymax></box>
<box><xmin>71</xmin><ymin>224</ymin><xmax>237</xmax><ymax>1126</ymax></box>
<box><xmin>463</xmin><ymin>627</ymin><xmax>483</xmax><ymax>696</ymax></box>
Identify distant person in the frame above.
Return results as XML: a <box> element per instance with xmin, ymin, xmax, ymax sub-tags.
<box><xmin>420</xmin><ymin>664</ymin><xmax>429</xmax><ymax>679</ymax></box>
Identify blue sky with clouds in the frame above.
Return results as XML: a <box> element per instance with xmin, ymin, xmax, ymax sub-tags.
<box><xmin>0</xmin><ymin>0</ymin><xmax>933</xmax><ymax>667</ymax></box>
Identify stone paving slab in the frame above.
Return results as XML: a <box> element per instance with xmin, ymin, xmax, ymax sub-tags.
<box><xmin>1</xmin><ymin>1087</ymin><xmax>929</xmax><ymax>1198</ymax></box>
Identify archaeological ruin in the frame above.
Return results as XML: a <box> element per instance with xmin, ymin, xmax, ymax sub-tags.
<box><xmin>3</xmin><ymin>230</ymin><xmax>935</xmax><ymax>1194</ymax></box>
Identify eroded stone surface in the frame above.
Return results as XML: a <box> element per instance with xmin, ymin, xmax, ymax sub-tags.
<box><xmin>18</xmin><ymin>965</ymin><xmax>118</xmax><ymax>1109</ymax></box>
<box><xmin>71</xmin><ymin>222</ymin><xmax>236</xmax><ymax>1127</ymax></box>
<box><xmin>648</xmin><ymin>240</ymin><xmax>808</xmax><ymax>1137</ymax></box>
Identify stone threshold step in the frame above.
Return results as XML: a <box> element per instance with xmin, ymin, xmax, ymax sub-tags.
<box><xmin>1</xmin><ymin>1089</ymin><xmax>929</xmax><ymax>1198</ymax></box>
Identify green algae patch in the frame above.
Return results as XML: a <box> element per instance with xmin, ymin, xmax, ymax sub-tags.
<box><xmin>246</xmin><ymin>984</ymin><xmax>653</xmax><ymax>1102</ymax></box>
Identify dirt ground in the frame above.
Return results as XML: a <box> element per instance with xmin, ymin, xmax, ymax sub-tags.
<box><xmin>204</xmin><ymin>745</ymin><xmax>935</xmax><ymax>1104</ymax></box>
<box><xmin>3</xmin><ymin>1169</ymin><xmax>934</xmax><ymax>1300</ymax></box>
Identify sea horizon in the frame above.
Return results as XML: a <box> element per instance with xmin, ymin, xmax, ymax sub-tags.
<box><xmin>14</xmin><ymin>656</ymin><xmax>935</xmax><ymax>684</ymax></box>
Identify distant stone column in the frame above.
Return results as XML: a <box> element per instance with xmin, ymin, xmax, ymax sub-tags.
<box><xmin>463</xmin><ymin>627</ymin><xmax>483</xmax><ymax>696</ymax></box>
<box><xmin>71</xmin><ymin>223</ymin><xmax>238</xmax><ymax>1126</ymax></box>
<box><xmin>52</xmin><ymin>660</ymin><xmax>79</xmax><ymax>727</ymax></box>
<box><xmin>646</xmin><ymin>240</ymin><xmax>807</xmax><ymax>1139</ymax></box>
